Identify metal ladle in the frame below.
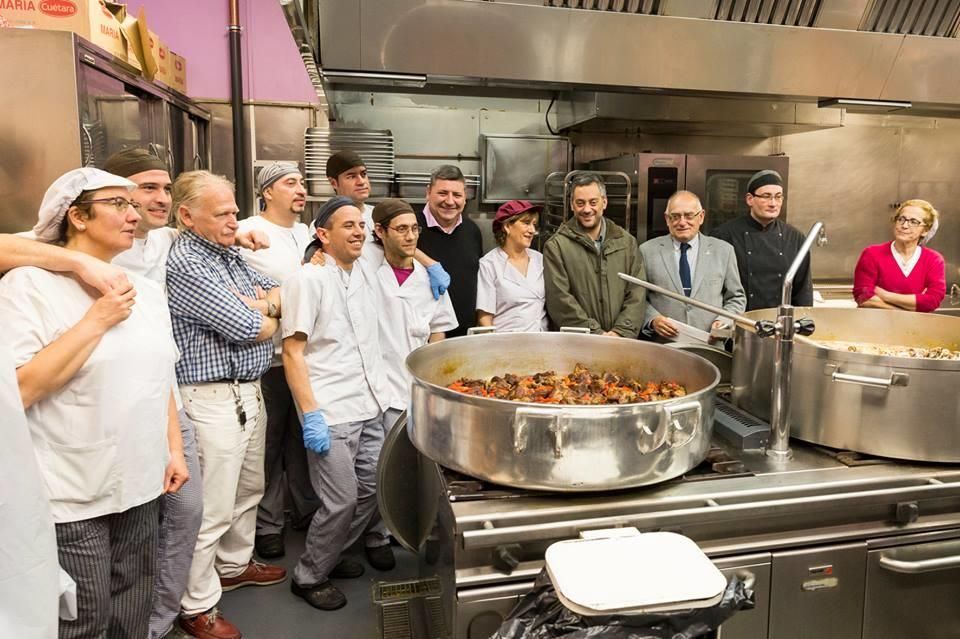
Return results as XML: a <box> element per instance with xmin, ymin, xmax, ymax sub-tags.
<box><xmin>619</xmin><ymin>221</ymin><xmax>827</xmax><ymax>460</ymax></box>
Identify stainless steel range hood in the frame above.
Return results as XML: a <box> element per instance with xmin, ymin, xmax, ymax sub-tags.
<box><xmin>308</xmin><ymin>0</ymin><xmax>960</xmax><ymax>118</ymax></box>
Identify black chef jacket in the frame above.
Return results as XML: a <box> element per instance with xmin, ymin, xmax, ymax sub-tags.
<box><xmin>712</xmin><ymin>215</ymin><xmax>813</xmax><ymax>311</ymax></box>
<box><xmin>415</xmin><ymin>209</ymin><xmax>484</xmax><ymax>337</ymax></box>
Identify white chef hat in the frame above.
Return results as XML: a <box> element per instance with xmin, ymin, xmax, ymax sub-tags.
<box><xmin>32</xmin><ymin>168</ymin><xmax>136</xmax><ymax>243</ymax></box>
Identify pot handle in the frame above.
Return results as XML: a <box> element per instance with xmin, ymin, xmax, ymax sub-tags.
<box><xmin>467</xmin><ymin>326</ymin><xmax>497</xmax><ymax>336</ymax></box>
<box><xmin>559</xmin><ymin>326</ymin><xmax>591</xmax><ymax>334</ymax></box>
<box><xmin>826</xmin><ymin>365</ymin><xmax>910</xmax><ymax>389</ymax></box>
<box><xmin>512</xmin><ymin>406</ymin><xmax>568</xmax><ymax>458</ymax></box>
<box><xmin>662</xmin><ymin>400</ymin><xmax>702</xmax><ymax>448</ymax></box>
<box><xmin>635</xmin><ymin>414</ymin><xmax>667</xmax><ymax>454</ymax></box>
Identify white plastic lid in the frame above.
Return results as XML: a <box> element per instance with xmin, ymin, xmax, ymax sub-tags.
<box><xmin>545</xmin><ymin>530</ymin><xmax>727</xmax><ymax>616</ymax></box>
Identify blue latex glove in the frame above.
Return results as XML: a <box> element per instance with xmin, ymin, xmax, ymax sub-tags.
<box><xmin>426</xmin><ymin>263</ymin><xmax>451</xmax><ymax>300</ymax></box>
<box><xmin>302</xmin><ymin>409</ymin><xmax>330</xmax><ymax>456</ymax></box>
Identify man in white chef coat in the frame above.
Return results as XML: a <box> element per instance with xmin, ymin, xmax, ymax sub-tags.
<box><xmin>238</xmin><ymin>162</ymin><xmax>319</xmax><ymax>561</ymax></box>
<box><xmin>639</xmin><ymin>190</ymin><xmax>745</xmax><ymax>341</ymax></box>
<box><xmin>325</xmin><ymin>150</ymin><xmax>451</xmax><ymax>299</ymax></box>
<box><xmin>281</xmin><ymin>196</ymin><xmax>390</xmax><ymax>611</ymax></box>
<box><xmin>356</xmin><ymin>199</ymin><xmax>459</xmax><ymax>567</ymax></box>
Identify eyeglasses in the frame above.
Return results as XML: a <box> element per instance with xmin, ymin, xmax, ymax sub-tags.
<box><xmin>77</xmin><ymin>197</ymin><xmax>142</xmax><ymax>212</ymax></box>
<box><xmin>751</xmin><ymin>193</ymin><xmax>784</xmax><ymax>202</ymax></box>
<box><xmin>666</xmin><ymin>210</ymin><xmax>703</xmax><ymax>223</ymax></box>
<box><xmin>387</xmin><ymin>224</ymin><xmax>421</xmax><ymax>235</ymax></box>
<box><xmin>894</xmin><ymin>215</ymin><xmax>924</xmax><ymax>228</ymax></box>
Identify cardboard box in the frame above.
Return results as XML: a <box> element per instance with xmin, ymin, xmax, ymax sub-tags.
<box><xmin>104</xmin><ymin>2</ymin><xmax>141</xmax><ymax>71</ymax></box>
<box><xmin>136</xmin><ymin>9</ymin><xmax>169</xmax><ymax>83</ymax></box>
<box><xmin>0</xmin><ymin>0</ymin><xmax>129</xmax><ymax>61</ymax></box>
<box><xmin>169</xmin><ymin>50</ymin><xmax>187</xmax><ymax>94</ymax></box>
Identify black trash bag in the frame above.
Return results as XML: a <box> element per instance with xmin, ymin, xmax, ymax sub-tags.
<box><xmin>489</xmin><ymin>569</ymin><xmax>754</xmax><ymax>639</ymax></box>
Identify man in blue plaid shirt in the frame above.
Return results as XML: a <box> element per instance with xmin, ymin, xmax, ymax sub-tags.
<box><xmin>166</xmin><ymin>171</ymin><xmax>287</xmax><ymax>639</ymax></box>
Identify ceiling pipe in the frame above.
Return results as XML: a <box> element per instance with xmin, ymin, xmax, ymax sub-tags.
<box><xmin>228</xmin><ymin>0</ymin><xmax>251</xmax><ymax>216</ymax></box>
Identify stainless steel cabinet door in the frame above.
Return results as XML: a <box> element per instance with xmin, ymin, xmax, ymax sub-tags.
<box><xmin>864</xmin><ymin>537</ymin><xmax>960</xmax><ymax>639</ymax></box>
<box><xmin>715</xmin><ymin>554</ymin><xmax>772</xmax><ymax>639</ymax></box>
<box><xmin>768</xmin><ymin>542</ymin><xmax>866</xmax><ymax>639</ymax></box>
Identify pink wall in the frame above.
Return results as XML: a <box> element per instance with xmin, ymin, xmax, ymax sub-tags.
<box><xmin>125</xmin><ymin>0</ymin><xmax>316</xmax><ymax>102</ymax></box>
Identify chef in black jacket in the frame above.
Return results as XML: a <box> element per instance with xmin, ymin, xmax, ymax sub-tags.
<box><xmin>711</xmin><ymin>170</ymin><xmax>813</xmax><ymax>310</ymax></box>
<box><xmin>415</xmin><ymin>165</ymin><xmax>483</xmax><ymax>337</ymax></box>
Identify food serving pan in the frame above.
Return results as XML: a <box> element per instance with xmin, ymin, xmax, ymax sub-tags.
<box><xmin>406</xmin><ymin>333</ymin><xmax>720</xmax><ymax>492</ymax></box>
<box><xmin>733</xmin><ymin>307</ymin><xmax>960</xmax><ymax>462</ymax></box>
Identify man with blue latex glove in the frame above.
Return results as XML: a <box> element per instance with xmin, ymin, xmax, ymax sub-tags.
<box><xmin>425</xmin><ymin>261</ymin><xmax>451</xmax><ymax>299</ymax></box>
<box><xmin>282</xmin><ymin>196</ymin><xmax>391</xmax><ymax>612</ymax></box>
<box><xmin>301</xmin><ymin>410</ymin><xmax>330</xmax><ymax>456</ymax></box>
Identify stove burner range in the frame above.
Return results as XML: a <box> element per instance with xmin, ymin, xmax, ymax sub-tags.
<box><xmin>441</xmin><ymin>447</ymin><xmax>754</xmax><ymax>501</ymax></box>
<box><xmin>680</xmin><ymin>446</ymin><xmax>754</xmax><ymax>482</ymax></box>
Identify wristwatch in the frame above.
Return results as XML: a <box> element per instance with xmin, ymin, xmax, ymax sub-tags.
<box><xmin>266</xmin><ymin>301</ymin><xmax>279</xmax><ymax>319</ymax></box>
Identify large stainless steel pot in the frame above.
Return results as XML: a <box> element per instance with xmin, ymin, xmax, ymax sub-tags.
<box><xmin>406</xmin><ymin>333</ymin><xmax>720</xmax><ymax>492</ymax></box>
<box><xmin>733</xmin><ymin>307</ymin><xmax>960</xmax><ymax>462</ymax></box>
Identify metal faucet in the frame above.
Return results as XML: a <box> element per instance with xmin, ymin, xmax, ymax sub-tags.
<box><xmin>950</xmin><ymin>283</ymin><xmax>960</xmax><ymax>305</ymax></box>
<box><xmin>618</xmin><ymin>221</ymin><xmax>826</xmax><ymax>461</ymax></box>
<box><xmin>767</xmin><ymin>222</ymin><xmax>826</xmax><ymax>460</ymax></box>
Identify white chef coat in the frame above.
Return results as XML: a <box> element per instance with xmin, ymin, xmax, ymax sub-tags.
<box><xmin>476</xmin><ymin>247</ymin><xmax>548</xmax><ymax>333</ymax></box>
<box><xmin>358</xmin><ymin>247</ymin><xmax>458</xmax><ymax>410</ymax></box>
<box><xmin>238</xmin><ymin>215</ymin><xmax>312</xmax><ymax>366</ymax></box>
<box><xmin>281</xmin><ymin>262</ymin><xmax>388</xmax><ymax>425</ymax></box>
<box><xmin>0</xmin><ymin>267</ymin><xmax>175</xmax><ymax>523</ymax></box>
<box><xmin>0</xmin><ymin>341</ymin><xmax>60</xmax><ymax>639</ymax></box>
<box><xmin>112</xmin><ymin>226</ymin><xmax>178</xmax><ymax>286</ymax></box>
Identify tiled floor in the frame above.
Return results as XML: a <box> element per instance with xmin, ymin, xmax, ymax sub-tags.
<box><xmin>171</xmin><ymin>529</ymin><xmax>418</xmax><ymax>639</ymax></box>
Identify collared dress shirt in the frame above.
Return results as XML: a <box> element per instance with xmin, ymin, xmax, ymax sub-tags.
<box><xmin>166</xmin><ymin>230</ymin><xmax>278</xmax><ymax>384</ymax></box>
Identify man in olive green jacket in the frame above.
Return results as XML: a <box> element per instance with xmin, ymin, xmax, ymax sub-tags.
<box><xmin>544</xmin><ymin>172</ymin><xmax>646</xmax><ymax>338</ymax></box>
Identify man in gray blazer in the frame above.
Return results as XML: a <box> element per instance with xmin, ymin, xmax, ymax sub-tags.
<box><xmin>639</xmin><ymin>191</ymin><xmax>746</xmax><ymax>340</ymax></box>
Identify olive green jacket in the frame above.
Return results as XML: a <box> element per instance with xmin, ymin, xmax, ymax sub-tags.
<box><xmin>543</xmin><ymin>218</ymin><xmax>647</xmax><ymax>338</ymax></box>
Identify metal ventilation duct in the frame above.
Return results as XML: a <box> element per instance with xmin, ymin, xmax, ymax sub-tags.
<box><xmin>860</xmin><ymin>0</ymin><xmax>960</xmax><ymax>37</ymax></box>
<box><xmin>543</xmin><ymin>0</ymin><xmax>662</xmax><ymax>14</ymax></box>
<box><xmin>714</xmin><ymin>0</ymin><xmax>823</xmax><ymax>27</ymax></box>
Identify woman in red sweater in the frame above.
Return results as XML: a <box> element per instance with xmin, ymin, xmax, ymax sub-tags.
<box><xmin>853</xmin><ymin>199</ymin><xmax>946</xmax><ymax>312</ymax></box>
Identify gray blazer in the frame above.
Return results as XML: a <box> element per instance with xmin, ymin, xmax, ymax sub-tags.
<box><xmin>638</xmin><ymin>234</ymin><xmax>746</xmax><ymax>332</ymax></box>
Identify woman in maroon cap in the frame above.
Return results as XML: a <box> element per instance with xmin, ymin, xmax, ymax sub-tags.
<box><xmin>476</xmin><ymin>200</ymin><xmax>548</xmax><ymax>332</ymax></box>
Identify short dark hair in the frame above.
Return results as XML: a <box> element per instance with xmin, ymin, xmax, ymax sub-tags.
<box><xmin>568</xmin><ymin>171</ymin><xmax>607</xmax><ymax>199</ymax></box>
<box><xmin>429</xmin><ymin>165</ymin><xmax>465</xmax><ymax>188</ymax></box>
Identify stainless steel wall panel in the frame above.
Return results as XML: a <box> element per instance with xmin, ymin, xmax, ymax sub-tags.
<box><xmin>316</xmin><ymin>0</ymin><xmax>361</xmax><ymax>68</ymax></box>
<box><xmin>252</xmin><ymin>104</ymin><xmax>312</xmax><ymax>162</ymax></box>
<box><xmin>779</xmin><ymin>122</ymin><xmax>901</xmax><ymax>281</ymax></box>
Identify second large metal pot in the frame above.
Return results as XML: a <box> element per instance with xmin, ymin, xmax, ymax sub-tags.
<box><xmin>733</xmin><ymin>307</ymin><xmax>960</xmax><ymax>462</ymax></box>
<box><xmin>406</xmin><ymin>333</ymin><xmax>720</xmax><ymax>492</ymax></box>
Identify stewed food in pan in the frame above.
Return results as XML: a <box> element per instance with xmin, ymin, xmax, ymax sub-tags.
<box><xmin>447</xmin><ymin>363</ymin><xmax>687</xmax><ymax>405</ymax></box>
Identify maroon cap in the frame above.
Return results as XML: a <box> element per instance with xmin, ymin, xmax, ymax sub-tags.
<box><xmin>493</xmin><ymin>200</ymin><xmax>540</xmax><ymax>232</ymax></box>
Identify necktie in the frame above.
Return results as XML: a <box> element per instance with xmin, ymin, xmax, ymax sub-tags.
<box><xmin>679</xmin><ymin>242</ymin><xmax>692</xmax><ymax>297</ymax></box>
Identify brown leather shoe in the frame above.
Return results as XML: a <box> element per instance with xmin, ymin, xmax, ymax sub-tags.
<box><xmin>220</xmin><ymin>560</ymin><xmax>287</xmax><ymax>592</ymax></box>
<box><xmin>178</xmin><ymin>608</ymin><xmax>241</xmax><ymax>639</ymax></box>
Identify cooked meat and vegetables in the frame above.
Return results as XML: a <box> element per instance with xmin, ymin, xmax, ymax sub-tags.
<box><xmin>446</xmin><ymin>363</ymin><xmax>687</xmax><ymax>405</ymax></box>
<box><xmin>814</xmin><ymin>340</ymin><xmax>960</xmax><ymax>360</ymax></box>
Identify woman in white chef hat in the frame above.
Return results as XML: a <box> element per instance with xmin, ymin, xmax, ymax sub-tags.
<box><xmin>0</xmin><ymin>168</ymin><xmax>187</xmax><ymax>638</ymax></box>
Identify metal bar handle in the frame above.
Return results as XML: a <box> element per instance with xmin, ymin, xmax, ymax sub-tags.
<box><xmin>559</xmin><ymin>326</ymin><xmax>591</xmax><ymax>334</ymax></box>
<box><xmin>618</xmin><ymin>273</ymin><xmax>763</xmax><ymax>331</ymax></box>
<box><xmin>879</xmin><ymin>554</ymin><xmax>960</xmax><ymax>574</ymax></box>
<box><xmin>831</xmin><ymin>370</ymin><xmax>909</xmax><ymax>389</ymax></box>
<box><xmin>461</xmin><ymin>480</ymin><xmax>960</xmax><ymax>549</ymax></box>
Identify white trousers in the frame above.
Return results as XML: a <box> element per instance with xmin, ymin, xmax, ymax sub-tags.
<box><xmin>179</xmin><ymin>381</ymin><xmax>266</xmax><ymax>615</ymax></box>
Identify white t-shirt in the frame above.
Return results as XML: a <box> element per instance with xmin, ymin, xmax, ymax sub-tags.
<box><xmin>238</xmin><ymin>215</ymin><xmax>312</xmax><ymax>366</ymax></box>
<box><xmin>112</xmin><ymin>226</ymin><xmax>178</xmax><ymax>286</ymax></box>
<box><xmin>358</xmin><ymin>246</ymin><xmax>458</xmax><ymax>410</ymax></box>
<box><xmin>281</xmin><ymin>262</ymin><xmax>388</xmax><ymax>425</ymax></box>
<box><xmin>476</xmin><ymin>247</ymin><xmax>548</xmax><ymax>333</ymax></box>
<box><xmin>0</xmin><ymin>341</ymin><xmax>60</xmax><ymax>639</ymax></box>
<box><xmin>0</xmin><ymin>267</ymin><xmax>176</xmax><ymax>523</ymax></box>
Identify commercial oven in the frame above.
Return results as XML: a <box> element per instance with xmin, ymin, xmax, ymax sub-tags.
<box><xmin>589</xmin><ymin>153</ymin><xmax>790</xmax><ymax>243</ymax></box>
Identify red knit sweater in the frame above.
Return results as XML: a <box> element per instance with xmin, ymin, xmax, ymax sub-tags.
<box><xmin>853</xmin><ymin>243</ymin><xmax>946</xmax><ymax>312</ymax></box>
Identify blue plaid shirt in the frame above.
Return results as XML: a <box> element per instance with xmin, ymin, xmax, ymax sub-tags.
<box><xmin>166</xmin><ymin>230</ymin><xmax>279</xmax><ymax>384</ymax></box>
